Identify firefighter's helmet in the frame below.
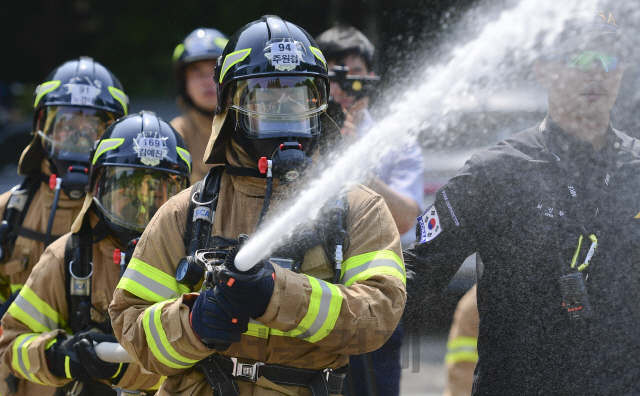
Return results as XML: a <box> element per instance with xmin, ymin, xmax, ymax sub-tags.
<box><xmin>207</xmin><ymin>15</ymin><xmax>330</xmax><ymax>163</ymax></box>
<box><xmin>20</xmin><ymin>57</ymin><xmax>128</xmax><ymax>178</ymax></box>
<box><xmin>173</xmin><ymin>28</ymin><xmax>229</xmax><ymax>108</ymax></box>
<box><xmin>89</xmin><ymin>111</ymin><xmax>191</xmax><ymax>233</ymax></box>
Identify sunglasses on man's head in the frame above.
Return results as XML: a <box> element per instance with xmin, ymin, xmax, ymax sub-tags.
<box><xmin>565</xmin><ymin>51</ymin><xmax>621</xmax><ymax>72</ymax></box>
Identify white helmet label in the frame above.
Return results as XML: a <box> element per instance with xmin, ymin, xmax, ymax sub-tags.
<box><xmin>133</xmin><ymin>132</ymin><xmax>169</xmax><ymax>166</ymax></box>
<box><xmin>267</xmin><ymin>41</ymin><xmax>301</xmax><ymax>71</ymax></box>
<box><xmin>67</xmin><ymin>84</ymin><xmax>100</xmax><ymax>107</ymax></box>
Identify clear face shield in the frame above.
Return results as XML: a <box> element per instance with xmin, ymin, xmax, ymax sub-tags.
<box><xmin>230</xmin><ymin>76</ymin><xmax>327</xmax><ymax>138</ymax></box>
<box><xmin>92</xmin><ymin>166</ymin><xmax>188</xmax><ymax>232</ymax></box>
<box><xmin>37</xmin><ymin>106</ymin><xmax>116</xmax><ymax>163</ymax></box>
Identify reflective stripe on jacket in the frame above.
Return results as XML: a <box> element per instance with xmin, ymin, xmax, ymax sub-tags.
<box><xmin>0</xmin><ymin>166</ymin><xmax>86</xmax><ymax>396</ymax></box>
<box><xmin>0</xmin><ymin>212</ymin><xmax>164</xmax><ymax>392</ymax></box>
<box><xmin>110</xmin><ymin>169</ymin><xmax>406</xmax><ymax>396</ymax></box>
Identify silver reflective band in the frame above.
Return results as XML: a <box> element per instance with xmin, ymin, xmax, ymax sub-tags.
<box><xmin>13</xmin><ymin>295</ymin><xmax>58</xmax><ymax>331</ymax></box>
<box><xmin>122</xmin><ymin>267</ymin><xmax>182</xmax><ymax>300</ymax></box>
<box><xmin>17</xmin><ymin>335</ymin><xmax>36</xmax><ymax>382</ymax></box>
<box><xmin>298</xmin><ymin>280</ymin><xmax>333</xmax><ymax>340</ymax></box>
<box><xmin>147</xmin><ymin>304</ymin><xmax>193</xmax><ymax>367</ymax></box>
<box><xmin>340</xmin><ymin>258</ymin><xmax>404</xmax><ymax>285</ymax></box>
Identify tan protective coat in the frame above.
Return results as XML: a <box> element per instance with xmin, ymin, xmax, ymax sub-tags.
<box><xmin>0</xmin><ymin>180</ymin><xmax>85</xmax><ymax>292</ymax></box>
<box><xmin>0</xmin><ymin>211</ymin><xmax>164</xmax><ymax>394</ymax></box>
<box><xmin>0</xmin><ymin>164</ymin><xmax>86</xmax><ymax>396</ymax></box>
<box><xmin>109</xmin><ymin>153</ymin><xmax>406</xmax><ymax>395</ymax></box>
<box><xmin>171</xmin><ymin>109</ymin><xmax>215</xmax><ymax>184</ymax></box>
<box><xmin>443</xmin><ymin>285</ymin><xmax>478</xmax><ymax>396</ymax></box>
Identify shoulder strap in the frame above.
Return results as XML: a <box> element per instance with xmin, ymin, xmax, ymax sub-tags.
<box><xmin>183</xmin><ymin>180</ymin><xmax>204</xmax><ymax>253</ymax></box>
<box><xmin>65</xmin><ymin>215</ymin><xmax>94</xmax><ymax>334</ymax></box>
<box><xmin>184</xmin><ymin>166</ymin><xmax>224</xmax><ymax>256</ymax></box>
<box><xmin>0</xmin><ymin>176</ymin><xmax>41</xmax><ymax>262</ymax></box>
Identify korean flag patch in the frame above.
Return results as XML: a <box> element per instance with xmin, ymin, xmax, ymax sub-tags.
<box><xmin>417</xmin><ymin>204</ymin><xmax>442</xmax><ymax>243</ymax></box>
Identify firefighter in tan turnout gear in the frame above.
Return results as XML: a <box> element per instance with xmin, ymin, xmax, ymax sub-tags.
<box><xmin>0</xmin><ymin>111</ymin><xmax>191</xmax><ymax>396</ymax></box>
<box><xmin>0</xmin><ymin>57</ymin><xmax>128</xmax><ymax>396</ymax></box>
<box><xmin>442</xmin><ymin>285</ymin><xmax>478</xmax><ymax>396</ymax></box>
<box><xmin>171</xmin><ymin>27</ymin><xmax>229</xmax><ymax>184</ymax></box>
<box><xmin>110</xmin><ymin>15</ymin><xmax>406</xmax><ymax>396</ymax></box>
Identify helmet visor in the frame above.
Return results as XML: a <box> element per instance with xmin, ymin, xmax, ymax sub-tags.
<box><xmin>93</xmin><ymin>166</ymin><xmax>188</xmax><ymax>232</ymax></box>
<box><xmin>38</xmin><ymin>106</ymin><xmax>117</xmax><ymax>161</ymax></box>
<box><xmin>230</xmin><ymin>76</ymin><xmax>327</xmax><ymax>136</ymax></box>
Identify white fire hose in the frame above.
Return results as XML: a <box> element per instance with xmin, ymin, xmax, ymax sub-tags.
<box><xmin>94</xmin><ymin>342</ymin><xmax>134</xmax><ymax>364</ymax></box>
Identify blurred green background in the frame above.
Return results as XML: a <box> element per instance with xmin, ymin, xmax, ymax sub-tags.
<box><xmin>0</xmin><ymin>0</ymin><xmax>476</xmax><ymax>121</ymax></box>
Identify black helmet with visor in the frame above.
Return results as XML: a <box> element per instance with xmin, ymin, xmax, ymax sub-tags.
<box><xmin>214</xmin><ymin>15</ymin><xmax>329</xmax><ymax>161</ymax></box>
<box><xmin>32</xmin><ymin>57</ymin><xmax>128</xmax><ymax>168</ymax></box>
<box><xmin>19</xmin><ymin>57</ymin><xmax>128</xmax><ymax>199</ymax></box>
<box><xmin>89</xmin><ymin>111</ymin><xmax>191</xmax><ymax>234</ymax></box>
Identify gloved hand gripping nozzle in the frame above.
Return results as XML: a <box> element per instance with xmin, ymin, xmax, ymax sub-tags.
<box><xmin>212</xmin><ymin>234</ymin><xmax>275</xmax><ymax>322</ymax></box>
<box><xmin>190</xmin><ymin>235</ymin><xmax>275</xmax><ymax>351</ymax></box>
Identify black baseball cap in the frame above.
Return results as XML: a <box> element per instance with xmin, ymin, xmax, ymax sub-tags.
<box><xmin>554</xmin><ymin>7</ymin><xmax>621</xmax><ymax>53</ymax></box>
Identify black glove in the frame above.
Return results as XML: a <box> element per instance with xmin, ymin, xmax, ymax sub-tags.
<box><xmin>190</xmin><ymin>288</ymin><xmax>249</xmax><ymax>351</ymax></box>
<box><xmin>47</xmin><ymin>332</ymin><xmax>126</xmax><ymax>383</ymax></box>
<box><xmin>212</xmin><ymin>246</ymin><xmax>275</xmax><ymax>322</ymax></box>
<box><xmin>74</xmin><ymin>333</ymin><xmax>127</xmax><ymax>382</ymax></box>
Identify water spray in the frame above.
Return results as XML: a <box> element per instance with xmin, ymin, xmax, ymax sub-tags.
<box><xmin>234</xmin><ymin>0</ymin><xmax>598</xmax><ymax>271</ymax></box>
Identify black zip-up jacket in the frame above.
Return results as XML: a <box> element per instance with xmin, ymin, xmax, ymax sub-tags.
<box><xmin>405</xmin><ymin>115</ymin><xmax>640</xmax><ymax>395</ymax></box>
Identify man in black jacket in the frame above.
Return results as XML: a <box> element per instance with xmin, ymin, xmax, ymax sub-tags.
<box><xmin>405</xmin><ymin>6</ymin><xmax>640</xmax><ymax>395</ymax></box>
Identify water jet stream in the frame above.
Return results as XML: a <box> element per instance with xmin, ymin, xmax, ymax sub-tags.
<box><xmin>234</xmin><ymin>0</ymin><xmax>597</xmax><ymax>271</ymax></box>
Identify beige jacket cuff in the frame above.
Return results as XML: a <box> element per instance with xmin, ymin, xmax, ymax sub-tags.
<box><xmin>168</xmin><ymin>296</ymin><xmax>215</xmax><ymax>356</ymax></box>
<box><xmin>255</xmin><ymin>264</ymin><xmax>307</xmax><ymax>328</ymax></box>
<box><xmin>31</xmin><ymin>329</ymin><xmax>69</xmax><ymax>387</ymax></box>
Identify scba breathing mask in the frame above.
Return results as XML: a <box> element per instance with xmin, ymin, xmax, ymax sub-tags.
<box><xmin>230</xmin><ymin>75</ymin><xmax>327</xmax><ymax>184</ymax></box>
<box><xmin>37</xmin><ymin>105</ymin><xmax>117</xmax><ymax>198</ymax></box>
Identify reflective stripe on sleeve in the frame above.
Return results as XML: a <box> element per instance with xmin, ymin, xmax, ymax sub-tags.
<box><xmin>142</xmin><ymin>301</ymin><xmax>199</xmax><ymax>369</ymax></box>
<box><xmin>245</xmin><ymin>319</ymin><xmax>269</xmax><ymax>339</ymax></box>
<box><xmin>8</xmin><ymin>285</ymin><xmax>65</xmax><ymax>332</ymax></box>
<box><xmin>340</xmin><ymin>250</ymin><xmax>406</xmax><ymax>287</ymax></box>
<box><xmin>11</xmin><ymin>334</ymin><xmax>46</xmax><ymax>385</ymax></box>
<box><xmin>148</xmin><ymin>376</ymin><xmax>167</xmax><ymax>391</ymax></box>
<box><xmin>270</xmin><ymin>276</ymin><xmax>342</xmax><ymax>343</ymax></box>
<box><xmin>445</xmin><ymin>336</ymin><xmax>478</xmax><ymax>364</ymax></box>
<box><xmin>117</xmin><ymin>258</ymin><xmax>190</xmax><ymax>303</ymax></box>
<box><xmin>64</xmin><ymin>356</ymin><xmax>72</xmax><ymax>378</ymax></box>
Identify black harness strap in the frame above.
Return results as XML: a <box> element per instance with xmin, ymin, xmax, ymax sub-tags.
<box><xmin>15</xmin><ymin>226</ymin><xmax>62</xmax><ymax>243</ymax></box>
<box><xmin>0</xmin><ymin>176</ymin><xmax>41</xmax><ymax>261</ymax></box>
<box><xmin>196</xmin><ymin>354</ymin><xmax>345</xmax><ymax>396</ymax></box>
<box><xmin>183</xmin><ymin>167</ymin><xmax>224</xmax><ymax>256</ymax></box>
<box><xmin>195</xmin><ymin>355</ymin><xmax>240</xmax><ymax>396</ymax></box>
<box><xmin>64</xmin><ymin>215</ymin><xmax>94</xmax><ymax>334</ymax></box>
